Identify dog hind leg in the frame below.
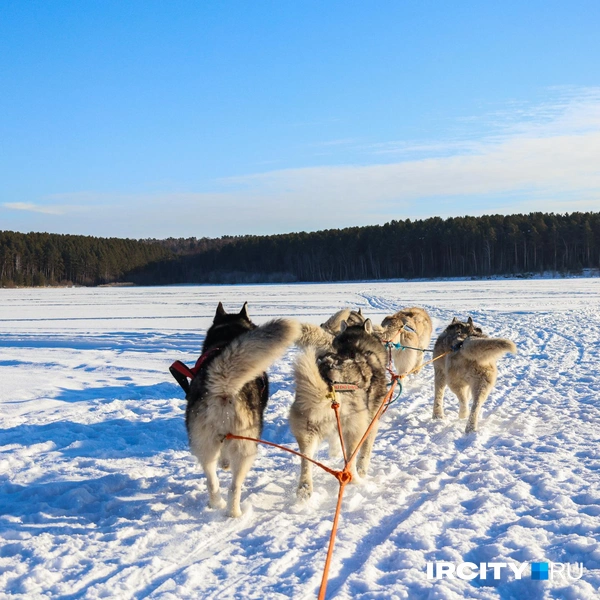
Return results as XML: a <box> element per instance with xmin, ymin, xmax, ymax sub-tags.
<box><xmin>296</xmin><ymin>433</ymin><xmax>319</xmax><ymax>499</ymax></box>
<box><xmin>343</xmin><ymin>418</ymin><xmax>368</xmax><ymax>480</ymax></box>
<box><xmin>327</xmin><ymin>430</ymin><xmax>342</xmax><ymax>459</ymax></box>
<box><xmin>198</xmin><ymin>445</ymin><xmax>226</xmax><ymax>510</ymax></box>
<box><xmin>227</xmin><ymin>439</ymin><xmax>257</xmax><ymax>518</ymax></box>
<box><xmin>432</xmin><ymin>367</ymin><xmax>446</xmax><ymax>419</ymax></box>
<box><xmin>465</xmin><ymin>381</ymin><xmax>493</xmax><ymax>434</ymax></box>
<box><xmin>455</xmin><ymin>386</ymin><xmax>471</xmax><ymax>419</ymax></box>
<box><xmin>356</xmin><ymin>422</ymin><xmax>380</xmax><ymax>478</ymax></box>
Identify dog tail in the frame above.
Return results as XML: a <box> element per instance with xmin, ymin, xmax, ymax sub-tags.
<box><xmin>294</xmin><ymin>348</ymin><xmax>330</xmax><ymax>401</ymax></box>
<box><xmin>207</xmin><ymin>318</ymin><xmax>301</xmax><ymax>396</ymax></box>
<box><xmin>296</xmin><ymin>323</ymin><xmax>334</xmax><ymax>351</ymax></box>
<box><xmin>460</xmin><ymin>337</ymin><xmax>517</xmax><ymax>362</ymax></box>
<box><xmin>321</xmin><ymin>308</ymin><xmax>352</xmax><ymax>334</ymax></box>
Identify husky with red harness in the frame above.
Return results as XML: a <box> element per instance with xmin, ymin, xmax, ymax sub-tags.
<box><xmin>171</xmin><ymin>302</ymin><xmax>300</xmax><ymax>518</ymax></box>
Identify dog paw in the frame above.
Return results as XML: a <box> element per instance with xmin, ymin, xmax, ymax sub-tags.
<box><xmin>227</xmin><ymin>505</ymin><xmax>243</xmax><ymax>518</ymax></box>
<box><xmin>208</xmin><ymin>496</ymin><xmax>227</xmax><ymax>510</ymax></box>
<box><xmin>458</xmin><ymin>411</ymin><xmax>469</xmax><ymax>419</ymax></box>
<box><xmin>432</xmin><ymin>412</ymin><xmax>445</xmax><ymax>420</ymax></box>
<box><xmin>464</xmin><ymin>424</ymin><xmax>478</xmax><ymax>434</ymax></box>
<box><xmin>296</xmin><ymin>483</ymin><xmax>313</xmax><ymax>500</ymax></box>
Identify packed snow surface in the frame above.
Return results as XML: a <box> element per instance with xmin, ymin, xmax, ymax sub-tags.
<box><xmin>1</xmin><ymin>280</ymin><xmax>599</xmax><ymax>599</ymax></box>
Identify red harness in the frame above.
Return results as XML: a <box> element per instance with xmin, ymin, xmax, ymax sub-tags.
<box><xmin>170</xmin><ymin>346</ymin><xmax>267</xmax><ymax>396</ymax></box>
<box><xmin>169</xmin><ymin>347</ymin><xmax>221</xmax><ymax>394</ymax></box>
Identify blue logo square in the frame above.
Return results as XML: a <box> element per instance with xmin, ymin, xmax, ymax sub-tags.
<box><xmin>531</xmin><ymin>562</ymin><xmax>549</xmax><ymax>580</ymax></box>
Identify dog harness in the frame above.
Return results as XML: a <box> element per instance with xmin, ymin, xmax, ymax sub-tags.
<box><xmin>169</xmin><ymin>347</ymin><xmax>221</xmax><ymax>395</ymax></box>
<box><xmin>170</xmin><ymin>347</ymin><xmax>268</xmax><ymax>396</ymax></box>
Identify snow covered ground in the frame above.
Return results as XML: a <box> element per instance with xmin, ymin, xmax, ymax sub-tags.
<box><xmin>1</xmin><ymin>280</ymin><xmax>599</xmax><ymax>599</ymax></box>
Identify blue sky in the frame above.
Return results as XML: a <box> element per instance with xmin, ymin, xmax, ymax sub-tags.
<box><xmin>1</xmin><ymin>1</ymin><xmax>599</xmax><ymax>239</ymax></box>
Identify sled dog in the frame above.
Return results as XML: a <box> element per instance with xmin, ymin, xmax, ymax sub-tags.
<box><xmin>290</xmin><ymin>319</ymin><xmax>388</xmax><ymax>498</ymax></box>
<box><xmin>299</xmin><ymin>308</ymin><xmax>366</xmax><ymax>354</ymax></box>
<box><xmin>432</xmin><ymin>317</ymin><xmax>516</xmax><ymax>433</ymax></box>
<box><xmin>321</xmin><ymin>308</ymin><xmax>365</xmax><ymax>335</ymax></box>
<box><xmin>185</xmin><ymin>302</ymin><xmax>300</xmax><ymax>517</ymax></box>
<box><xmin>380</xmin><ymin>307</ymin><xmax>433</xmax><ymax>375</ymax></box>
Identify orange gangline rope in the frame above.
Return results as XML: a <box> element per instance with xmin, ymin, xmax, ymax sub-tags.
<box><xmin>224</xmin><ymin>433</ymin><xmax>343</xmax><ymax>480</ymax></box>
<box><xmin>225</xmin><ymin>349</ymin><xmax>450</xmax><ymax>599</ymax></box>
<box><xmin>317</xmin><ymin>376</ymin><xmax>398</xmax><ymax>600</ymax></box>
<box><xmin>331</xmin><ymin>400</ymin><xmax>349</xmax><ymax>464</ymax></box>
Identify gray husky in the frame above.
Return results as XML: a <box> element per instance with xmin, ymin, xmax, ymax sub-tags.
<box><xmin>185</xmin><ymin>303</ymin><xmax>300</xmax><ymax>517</ymax></box>
<box><xmin>290</xmin><ymin>319</ymin><xmax>388</xmax><ymax>499</ymax></box>
<box><xmin>432</xmin><ymin>317</ymin><xmax>516</xmax><ymax>434</ymax></box>
<box><xmin>380</xmin><ymin>307</ymin><xmax>433</xmax><ymax>375</ymax></box>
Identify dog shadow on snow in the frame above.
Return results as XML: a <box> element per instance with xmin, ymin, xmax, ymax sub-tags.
<box><xmin>0</xmin><ymin>380</ymin><xmax>211</xmax><ymax>531</ymax></box>
<box><xmin>0</xmin><ymin>377</ymin><xmax>295</xmax><ymax>535</ymax></box>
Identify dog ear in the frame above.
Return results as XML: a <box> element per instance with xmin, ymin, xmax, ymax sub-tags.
<box><xmin>357</xmin><ymin>308</ymin><xmax>363</xmax><ymax>316</ymax></box>
<box><xmin>215</xmin><ymin>302</ymin><xmax>227</xmax><ymax>319</ymax></box>
<box><xmin>339</xmin><ymin>320</ymin><xmax>348</xmax><ymax>333</ymax></box>
<box><xmin>363</xmin><ymin>319</ymin><xmax>373</xmax><ymax>334</ymax></box>
<box><xmin>239</xmin><ymin>301</ymin><xmax>249</xmax><ymax>320</ymax></box>
<box><xmin>467</xmin><ymin>316</ymin><xmax>473</xmax><ymax>326</ymax></box>
<box><xmin>451</xmin><ymin>317</ymin><xmax>459</xmax><ymax>324</ymax></box>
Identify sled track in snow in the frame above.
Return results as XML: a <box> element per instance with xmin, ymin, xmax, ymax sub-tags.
<box><xmin>1</xmin><ymin>283</ymin><xmax>599</xmax><ymax>599</ymax></box>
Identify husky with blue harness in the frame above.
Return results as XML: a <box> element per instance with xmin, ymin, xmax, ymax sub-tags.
<box><xmin>380</xmin><ymin>307</ymin><xmax>433</xmax><ymax>376</ymax></box>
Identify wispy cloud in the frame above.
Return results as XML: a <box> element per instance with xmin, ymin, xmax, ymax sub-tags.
<box><xmin>224</xmin><ymin>87</ymin><xmax>600</xmax><ymax>220</ymax></box>
<box><xmin>3</xmin><ymin>202</ymin><xmax>66</xmax><ymax>215</ymax></box>
<box><xmin>6</xmin><ymin>88</ymin><xmax>599</xmax><ymax>238</ymax></box>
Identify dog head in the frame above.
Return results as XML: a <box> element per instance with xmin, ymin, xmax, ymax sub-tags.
<box><xmin>380</xmin><ymin>313</ymin><xmax>417</xmax><ymax>343</ymax></box>
<box><xmin>444</xmin><ymin>316</ymin><xmax>485</xmax><ymax>345</ymax></box>
<box><xmin>203</xmin><ymin>301</ymin><xmax>257</xmax><ymax>351</ymax></box>
<box><xmin>333</xmin><ymin>319</ymin><xmax>386</xmax><ymax>362</ymax></box>
<box><xmin>317</xmin><ymin>351</ymin><xmax>369</xmax><ymax>387</ymax></box>
<box><xmin>314</xmin><ymin>319</ymin><xmax>385</xmax><ymax>386</ymax></box>
<box><xmin>345</xmin><ymin>308</ymin><xmax>365</xmax><ymax>327</ymax></box>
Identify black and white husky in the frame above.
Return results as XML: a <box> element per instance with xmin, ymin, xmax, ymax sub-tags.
<box><xmin>290</xmin><ymin>319</ymin><xmax>388</xmax><ymax>499</ymax></box>
<box><xmin>185</xmin><ymin>302</ymin><xmax>300</xmax><ymax>517</ymax></box>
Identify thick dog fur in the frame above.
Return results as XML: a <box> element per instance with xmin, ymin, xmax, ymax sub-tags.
<box><xmin>290</xmin><ymin>319</ymin><xmax>388</xmax><ymax>499</ymax></box>
<box><xmin>186</xmin><ymin>302</ymin><xmax>300</xmax><ymax>517</ymax></box>
<box><xmin>380</xmin><ymin>307</ymin><xmax>433</xmax><ymax>375</ymax></box>
<box><xmin>297</xmin><ymin>308</ymin><xmax>366</xmax><ymax>355</ymax></box>
<box><xmin>321</xmin><ymin>308</ymin><xmax>365</xmax><ymax>335</ymax></box>
<box><xmin>432</xmin><ymin>317</ymin><xmax>516</xmax><ymax>434</ymax></box>
<box><xmin>297</xmin><ymin>323</ymin><xmax>335</xmax><ymax>353</ymax></box>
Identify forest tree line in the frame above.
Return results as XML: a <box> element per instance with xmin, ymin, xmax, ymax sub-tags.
<box><xmin>0</xmin><ymin>231</ymin><xmax>171</xmax><ymax>286</ymax></box>
<box><xmin>132</xmin><ymin>212</ymin><xmax>600</xmax><ymax>284</ymax></box>
<box><xmin>1</xmin><ymin>212</ymin><xmax>599</xmax><ymax>287</ymax></box>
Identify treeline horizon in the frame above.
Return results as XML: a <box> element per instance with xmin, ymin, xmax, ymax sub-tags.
<box><xmin>0</xmin><ymin>231</ymin><xmax>171</xmax><ymax>287</ymax></box>
<box><xmin>131</xmin><ymin>212</ymin><xmax>600</xmax><ymax>284</ymax></box>
<box><xmin>1</xmin><ymin>212</ymin><xmax>599</xmax><ymax>287</ymax></box>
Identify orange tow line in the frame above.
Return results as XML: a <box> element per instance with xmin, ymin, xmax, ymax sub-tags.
<box><xmin>226</xmin><ymin>349</ymin><xmax>451</xmax><ymax>599</ymax></box>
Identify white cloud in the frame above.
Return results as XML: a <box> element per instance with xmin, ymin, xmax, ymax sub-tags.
<box><xmin>223</xmin><ymin>87</ymin><xmax>600</xmax><ymax>219</ymax></box>
<box><xmin>7</xmin><ymin>87</ymin><xmax>600</xmax><ymax>238</ymax></box>
<box><xmin>3</xmin><ymin>202</ymin><xmax>66</xmax><ymax>215</ymax></box>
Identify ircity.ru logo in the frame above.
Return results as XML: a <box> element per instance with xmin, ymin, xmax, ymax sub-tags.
<box><xmin>426</xmin><ymin>561</ymin><xmax>584</xmax><ymax>581</ymax></box>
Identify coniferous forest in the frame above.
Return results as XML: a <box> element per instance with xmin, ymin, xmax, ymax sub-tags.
<box><xmin>1</xmin><ymin>212</ymin><xmax>599</xmax><ymax>287</ymax></box>
<box><xmin>0</xmin><ymin>231</ymin><xmax>171</xmax><ymax>287</ymax></box>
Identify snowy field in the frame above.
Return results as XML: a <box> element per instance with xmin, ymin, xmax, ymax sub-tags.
<box><xmin>1</xmin><ymin>280</ymin><xmax>599</xmax><ymax>600</ymax></box>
